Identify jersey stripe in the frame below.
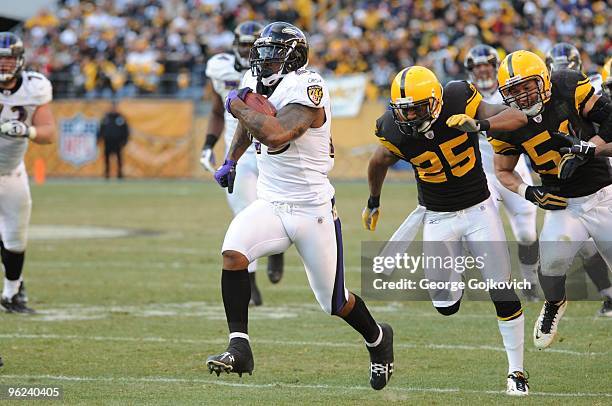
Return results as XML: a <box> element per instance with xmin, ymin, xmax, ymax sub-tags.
<box><xmin>574</xmin><ymin>80</ymin><xmax>594</xmax><ymax>113</ymax></box>
<box><xmin>378</xmin><ymin>137</ymin><xmax>406</xmax><ymax>159</ymax></box>
<box><xmin>465</xmin><ymin>86</ymin><xmax>483</xmax><ymax>118</ymax></box>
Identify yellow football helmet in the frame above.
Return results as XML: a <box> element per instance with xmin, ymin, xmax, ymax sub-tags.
<box><xmin>390</xmin><ymin>66</ymin><xmax>443</xmax><ymax>136</ymax></box>
<box><xmin>497</xmin><ymin>50</ymin><xmax>551</xmax><ymax>117</ymax></box>
<box><xmin>602</xmin><ymin>59</ymin><xmax>612</xmax><ymax>97</ymax></box>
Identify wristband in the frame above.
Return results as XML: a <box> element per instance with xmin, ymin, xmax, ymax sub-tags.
<box><xmin>27</xmin><ymin>126</ymin><xmax>37</xmax><ymax>140</ymax></box>
<box><xmin>477</xmin><ymin>120</ymin><xmax>490</xmax><ymax>132</ymax></box>
<box><xmin>204</xmin><ymin>134</ymin><xmax>218</xmax><ymax>149</ymax></box>
<box><xmin>517</xmin><ymin>183</ymin><xmax>528</xmax><ymax>198</ymax></box>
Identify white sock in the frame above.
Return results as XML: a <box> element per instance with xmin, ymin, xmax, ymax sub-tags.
<box><xmin>365</xmin><ymin>324</ymin><xmax>383</xmax><ymax>347</ymax></box>
<box><xmin>600</xmin><ymin>287</ymin><xmax>612</xmax><ymax>299</ymax></box>
<box><xmin>2</xmin><ymin>278</ymin><xmax>20</xmax><ymax>299</ymax></box>
<box><xmin>229</xmin><ymin>332</ymin><xmax>250</xmax><ymax>342</ymax></box>
<box><xmin>498</xmin><ymin>314</ymin><xmax>524</xmax><ymax>374</ymax></box>
<box><xmin>518</xmin><ymin>262</ymin><xmax>539</xmax><ymax>286</ymax></box>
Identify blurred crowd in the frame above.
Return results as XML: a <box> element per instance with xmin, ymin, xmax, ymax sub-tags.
<box><xmin>19</xmin><ymin>0</ymin><xmax>612</xmax><ymax>99</ymax></box>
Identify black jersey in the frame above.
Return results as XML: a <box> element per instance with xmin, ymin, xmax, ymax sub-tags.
<box><xmin>489</xmin><ymin>69</ymin><xmax>612</xmax><ymax>198</ymax></box>
<box><xmin>375</xmin><ymin>80</ymin><xmax>489</xmax><ymax>211</ymax></box>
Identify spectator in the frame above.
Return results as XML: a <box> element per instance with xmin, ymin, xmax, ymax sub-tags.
<box><xmin>98</xmin><ymin>102</ymin><xmax>130</xmax><ymax>180</ymax></box>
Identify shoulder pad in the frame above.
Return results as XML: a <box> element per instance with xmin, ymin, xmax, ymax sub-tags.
<box><xmin>205</xmin><ymin>53</ymin><xmax>237</xmax><ymax>80</ymax></box>
<box><xmin>281</xmin><ymin>71</ymin><xmax>328</xmax><ymax>108</ymax></box>
<box><xmin>24</xmin><ymin>71</ymin><xmax>52</xmax><ymax>105</ymax></box>
<box><xmin>552</xmin><ymin>69</ymin><xmax>594</xmax><ymax>112</ymax></box>
<box><xmin>444</xmin><ymin>80</ymin><xmax>482</xmax><ymax>118</ymax></box>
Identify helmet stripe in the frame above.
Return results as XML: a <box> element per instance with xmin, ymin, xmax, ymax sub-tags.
<box><xmin>508</xmin><ymin>53</ymin><xmax>515</xmax><ymax>78</ymax></box>
<box><xmin>399</xmin><ymin>68</ymin><xmax>409</xmax><ymax>98</ymax></box>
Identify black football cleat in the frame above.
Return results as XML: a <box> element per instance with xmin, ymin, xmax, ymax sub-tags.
<box><xmin>267</xmin><ymin>253</ymin><xmax>284</xmax><ymax>284</ymax></box>
<box><xmin>16</xmin><ymin>281</ymin><xmax>29</xmax><ymax>303</ymax></box>
<box><xmin>367</xmin><ymin>323</ymin><xmax>394</xmax><ymax>390</ymax></box>
<box><xmin>206</xmin><ymin>338</ymin><xmax>254</xmax><ymax>377</ymax></box>
<box><xmin>249</xmin><ymin>273</ymin><xmax>262</xmax><ymax>306</ymax></box>
<box><xmin>598</xmin><ymin>297</ymin><xmax>612</xmax><ymax>317</ymax></box>
<box><xmin>1</xmin><ymin>292</ymin><xmax>35</xmax><ymax>314</ymax></box>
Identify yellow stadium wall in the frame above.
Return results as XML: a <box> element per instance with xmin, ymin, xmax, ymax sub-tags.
<box><xmin>26</xmin><ymin>99</ymin><xmax>414</xmax><ymax>180</ymax></box>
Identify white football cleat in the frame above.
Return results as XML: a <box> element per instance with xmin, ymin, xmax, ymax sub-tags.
<box><xmin>506</xmin><ymin>371</ymin><xmax>529</xmax><ymax>396</ymax></box>
<box><xmin>533</xmin><ymin>299</ymin><xmax>567</xmax><ymax>349</ymax></box>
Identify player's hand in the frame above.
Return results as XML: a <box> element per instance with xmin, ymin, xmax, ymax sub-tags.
<box><xmin>200</xmin><ymin>147</ymin><xmax>216</xmax><ymax>173</ymax></box>
<box><xmin>557</xmin><ymin>152</ymin><xmax>588</xmax><ymax>180</ymax></box>
<box><xmin>523</xmin><ymin>186</ymin><xmax>567</xmax><ymax>210</ymax></box>
<box><xmin>0</xmin><ymin>120</ymin><xmax>29</xmax><ymax>138</ymax></box>
<box><xmin>446</xmin><ymin>114</ymin><xmax>487</xmax><ymax>133</ymax></box>
<box><xmin>559</xmin><ymin>140</ymin><xmax>596</xmax><ymax>159</ymax></box>
<box><xmin>225</xmin><ymin>87</ymin><xmax>252</xmax><ymax>117</ymax></box>
<box><xmin>362</xmin><ymin>196</ymin><xmax>380</xmax><ymax>231</ymax></box>
<box><xmin>214</xmin><ymin>159</ymin><xmax>237</xmax><ymax>193</ymax></box>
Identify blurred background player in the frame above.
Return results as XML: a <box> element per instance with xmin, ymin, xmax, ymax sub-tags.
<box><xmin>98</xmin><ymin>101</ymin><xmax>130</xmax><ymax>179</ymax></box>
<box><xmin>546</xmin><ymin>42</ymin><xmax>612</xmax><ymax>317</ymax></box>
<box><xmin>602</xmin><ymin>59</ymin><xmax>612</xmax><ymax>98</ymax></box>
<box><xmin>464</xmin><ymin>45</ymin><xmax>539</xmax><ymax>301</ymax></box>
<box><xmin>0</xmin><ymin>32</ymin><xmax>56</xmax><ymax>313</ymax></box>
<box><xmin>200</xmin><ymin>21</ymin><xmax>284</xmax><ymax>306</ymax></box>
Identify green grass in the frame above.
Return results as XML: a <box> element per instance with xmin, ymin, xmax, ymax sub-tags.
<box><xmin>0</xmin><ymin>180</ymin><xmax>610</xmax><ymax>405</ymax></box>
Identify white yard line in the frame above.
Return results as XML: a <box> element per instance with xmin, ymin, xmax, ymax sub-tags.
<box><xmin>0</xmin><ymin>374</ymin><xmax>610</xmax><ymax>398</ymax></box>
<box><xmin>0</xmin><ymin>333</ymin><xmax>605</xmax><ymax>356</ymax></box>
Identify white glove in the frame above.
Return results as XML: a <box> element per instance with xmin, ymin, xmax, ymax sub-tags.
<box><xmin>0</xmin><ymin>120</ymin><xmax>31</xmax><ymax>138</ymax></box>
<box><xmin>200</xmin><ymin>147</ymin><xmax>216</xmax><ymax>173</ymax></box>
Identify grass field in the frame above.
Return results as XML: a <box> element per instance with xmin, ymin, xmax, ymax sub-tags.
<box><xmin>0</xmin><ymin>179</ymin><xmax>610</xmax><ymax>405</ymax></box>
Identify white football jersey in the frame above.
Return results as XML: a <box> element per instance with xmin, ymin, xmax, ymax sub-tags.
<box><xmin>241</xmin><ymin>69</ymin><xmax>335</xmax><ymax>204</ymax></box>
<box><xmin>0</xmin><ymin>71</ymin><xmax>52</xmax><ymax>173</ymax></box>
<box><xmin>588</xmin><ymin>73</ymin><xmax>603</xmax><ymax>95</ymax></box>
<box><xmin>205</xmin><ymin>53</ymin><xmax>254</xmax><ymax>156</ymax></box>
<box><xmin>478</xmin><ymin>89</ymin><xmax>503</xmax><ymax>175</ymax></box>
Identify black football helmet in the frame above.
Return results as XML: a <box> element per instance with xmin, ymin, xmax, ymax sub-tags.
<box><xmin>545</xmin><ymin>43</ymin><xmax>582</xmax><ymax>73</ymax></box>
<box><xmin>233</xmin><ymin>21</ymin><xmax>263</xmax><ymax>71</ymax></box>
<box><xmin>464</xmin><ymin>44</ymin><xmax>500</xmax><ymax>96</ymax></box>
<box><xmin>0</xmin><ymin>32</ymin><xmax>24</xmax><ymax>84</ymax></box>
<box><xmin>249</xmin><ymin>22</ymin><xmax>308</xmax><ymax>87</ymax></box>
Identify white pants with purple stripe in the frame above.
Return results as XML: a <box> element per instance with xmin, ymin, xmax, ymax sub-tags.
<box><xmin>221</xmin><ymin>198</ymin><xmax>348</xmax><ymax>314</ymax></box>
<box><xmin>0</xmin><ymin>162</ymin><xmax>31</xmax><ymax>252</ymax></box>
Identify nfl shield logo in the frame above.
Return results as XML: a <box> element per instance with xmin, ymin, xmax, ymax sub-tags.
<box><xmin>59</xmin><ymin>114</ymin><xmax>98</xmax><ymax>167</ymax></box>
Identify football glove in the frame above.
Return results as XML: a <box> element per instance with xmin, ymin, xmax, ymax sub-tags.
<box><xmin>446</xmin><ymin>114</ymin><xmax>489</xmax><ymax>132</ymax></box>
<box><xmin>362</xmin><ymin>196</ymin><xmax>380</xmax><ymax>231</ymax></box>
<box><xmin>522</xmin><ymin>185</ymin><xmax>567</xmax><ymax>210</ymax></box>
<box><xmin>557</xmin><ymin>152</ymin><xmax>588</xmax><ymax>180</ymax></box>
<box><xmin>225</xmin><ymin>87</ymin><xmax>252</xmax><ymax>117</ymax></box>
<box><xmin>0</xmin><ymin>120</ymin><xmax>31</xmax><ymax>138</ymax></box>
<box><xmin>559</xmin><ymin>140</ymin><xmax>596</xmax><ymax>159</ymax></box>
<box><xmin>214</xmin><ymin>159</ymin><xmax>237</xmax><ymax>193</ymax></box>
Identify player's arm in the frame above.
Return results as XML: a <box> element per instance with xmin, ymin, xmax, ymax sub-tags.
<box><xmin>200</xmin><ymin>86</ymin><xmax>225</xmax><ymax>172</ymax></box>
<box><xmin>226</xmin><ymin>122</ymin><xmax>250</xmax><ymax>162</ymax></box>
<box><xmin>494</xmin><ymin>154</ymin><xmax>522</xmax><ymax>193</ymax></box>
<box><xmin>231</xmin><ymin>101</ymin><xmax>321</xmax><ymax>149</ymax></box>
<box><xmin>447</xmin><ymin>100</ymin><xmax>527</xmax><ymax>133</ymax></box>
<box><xmin>363</xmin><ymin>145</ymin><xmax>399</xmax><ymax>231</ymax></box>
<box><xmin>578</xmin><ymin>93</ymin><xmax>612</xmax><ymax>157</ymax></box>
<box><xmin>30</xmin><ymin>104</ymin><xmax>56</xmax><ymax>144</ymax></box>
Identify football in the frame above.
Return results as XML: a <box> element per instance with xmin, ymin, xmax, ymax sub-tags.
<box><xmin>244</xmin><ymin>92</ymin><xmax>277</xmax><ymax>116</ymax></box>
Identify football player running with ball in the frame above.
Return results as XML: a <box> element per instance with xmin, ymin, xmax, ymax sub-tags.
<box><xmin>201</xmin><ymin>21</ymin><xmax>285</xmax><ymax>306</ymax></box>
<box><xmin>464</xmin><ymin>45</ymin><xmax>540</xmax><ymax>301</ymax></box>
<box><xmin>489</xmin><ymin>50</ymin><xmax>612</xmax><ymax>349</ymax></box>
<box><xmin>206</xmin><ymin>22</ymin><xmax>394</xmax><ymax>390</ymax></box>
<box><xmin>365</xmin><ymin>66</ymin><xmax>530</xmax><ymax>395</ymax></box>
<box><xmin>0</xmin><ymin>32</ymin><xmax>56</xmax><ymax>313</ymax></box>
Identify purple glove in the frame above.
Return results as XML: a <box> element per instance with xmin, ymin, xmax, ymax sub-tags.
<box><xmin>225</xmin><ymin>87</ymin><xmax>252</xmax><ymax>117</ymax></box>
<box><xmin>214</xmin><ymin>159</ymin><xmax>237</xmax><ymax>193</ymax></box>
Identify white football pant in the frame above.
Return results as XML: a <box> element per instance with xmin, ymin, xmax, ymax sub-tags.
<box><xmin>0</xmin><ymin>162</ymin><xmax>31</xmax><ymax>252</ymax></box>
<box><xmin>222</xmin><ymin>198</ymin><xmax>349</xmax><ymax>314</ymax></box>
